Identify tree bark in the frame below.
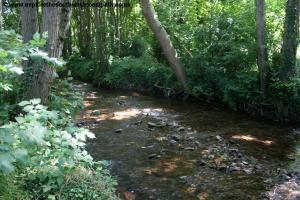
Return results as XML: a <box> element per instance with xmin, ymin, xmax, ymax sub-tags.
<box><xmin>256</xmin><ymin>0</ymin><xmax>269</xmax><ymax>98</ymax></box>
<box><xmin>140</xmin><ymin>0</ymin><xmax>187</xmax><ymax>89</ymax></box>
<box><xmin>25</xmin><ymin>0</ymin><xmax>72</xmax><ymax>104</ymax></box>
<box><xmin>21</xmin><ymin>0</ymin><xmax>39</xmax><ymax>42</ymax></box>
<box><xmin>280</xmin><ymin>0</ymin><xmax>300</xmax><ymax>80</ymax></box>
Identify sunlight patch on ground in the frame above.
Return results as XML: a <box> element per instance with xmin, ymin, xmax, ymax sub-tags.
<box><xmin>83</xmin><ymin>107</ymin><xmax>166</xmax><ymax>121</ymax></box>
<box><xmin>232</xmin><ymin>134</ymin><xmax>273</xmax><ymax>145</ymax></box>
<box><xmin>144</xmin><ymin>167</ymin><xmax>159</xmax><ymax>175</ymax></box>
<box><xmin>83</xmin><ymin>100</ymin><xmax>93</xmax><ymax>107</ymax></box>
<box><xmin>117</xmin><ymin>95</ymin><xmax>128</xmax><ymax>99</ymax></box>
<box><xmin>111</xmin><ymin>108</ymin><xmax>141</xmax><ymax>120</ymax></box>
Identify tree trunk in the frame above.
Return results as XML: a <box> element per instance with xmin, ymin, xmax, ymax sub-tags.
<box><xmin>256</xmin><ymin>0</ymin><xmax>269</xmax><ymax>98</ymax></box>
<box><xmin>25</xmin><ymin>0</ymin><xmax>72</xmax><ymax>104</ymax></box>
<box><xmin>20</xmin><ymin>0</ymin><xmax>39</xmax><ymax>42</ymax></box>
<box><xmin>280</xmin><ymin>0</ymin><xmax>300</xmax><ymax>80</ymax></box>
<box><xmin>140</xmin><ymin>0</ymin><xmax>187</xmax><ymax>89</ymax></box>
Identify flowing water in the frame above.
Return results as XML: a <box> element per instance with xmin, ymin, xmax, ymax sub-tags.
<box><xmin>75</xmin><ymin>82</ymin><xmax>300</xmax><ymax>200</ymax></box>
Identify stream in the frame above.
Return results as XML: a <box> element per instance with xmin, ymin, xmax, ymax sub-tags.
<box><xmin>74</xmin><ymin>82</ymin><xmax>300</xmax><ymax>200</ymax></box>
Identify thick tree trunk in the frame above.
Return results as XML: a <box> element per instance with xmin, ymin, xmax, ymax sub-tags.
<box><xmin>256</xmin><ymin>0</ymin><xmax>269</xmax><ymax>98</ymax></box>
<box><xmin>21</xmin><ymin>0</ymin><xmax>39</xmax><ymax>42</ymax></box>
<box><xmin>140</xmin><ymin>0</ymin><xmax>187</xmax><ymax>89</ymax></box>
<box><xmin>280</xmin><ymin>0</ymin><xmax>300</xmax><ymax>80</ymax></box>
<box><xmin>25</xmin><ymin>0</ymin><xmax>72</xmax><ymax>104</ymax></box>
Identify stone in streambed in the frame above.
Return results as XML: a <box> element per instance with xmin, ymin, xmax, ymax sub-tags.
<box><xmin>148</xmin><ymin>154</ymin><xmax>161</xmax><ymax>159</ymax></box>
<box><xmin>184</xmin><ymin>147</ymin><xmax>195</xmax><ymax>151</ymax></box>
<box><xmin>171</xmin><ymin>134</ymin><xmax>181</xmax><ymax>142</ymax></box>
<box><xmin>147</xmin><ymin>122</ymin><xmax>166</xmax><ymax>128</ymax></box>
<box><xmin>197</xmin><ymin>159</ymin><xmax>207</xmax><ymax>166</ymax></box>
<box><xmin>177</xmin><ymin>127</ymin><xmax>185</xmax><ymax>131</ymax></box>
<box><xmin>114</xmin><ymin>129</ymin><xmax>123</xmax><ymax>133</ymax></box>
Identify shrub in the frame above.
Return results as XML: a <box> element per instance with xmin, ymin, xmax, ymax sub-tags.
<box><xmin>49</xmin><ymin>78</ymin><xmax>84</xmax><ymax>116</ymax></box>
<box><xmin>102</xmin><ymin>53</ymin><xmax>179</xmax><ymax>92</ymax></box>
<box><xmin>0</xmin><ymin>99</ymin><xmax>119</xmax><ymax>199</ymax></box>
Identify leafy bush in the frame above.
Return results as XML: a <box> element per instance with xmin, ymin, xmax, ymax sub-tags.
<box><xmin>67</xmin><ymin>55</ymin><xmax>96</xmax><ymax>82</ymax></box>
<box><xmin>49</xmin><ymin>78</ymin><xmax>84</xmax><ymax>116</ymax></box>
<box><xmin>0</xmin><ymin>99</ymin><xmax>119</xmax><ymax>199</ymax></box>
<box><xmin>102</xmin><ymin>53</ymin><xmax>179</xmax><ymax>92</ymax></box>
<box><xmin>0</xmin><ymin>173</ymin><xmax>32</xmax><ymax>200</ymax></box>
<box><xmin>0</xmin><ymin>30</ymin><xmax>64</xmax><ymax>124</ymax></box>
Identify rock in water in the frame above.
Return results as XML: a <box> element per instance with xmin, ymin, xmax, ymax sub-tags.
<box><xmin>147</xmin><ymin>122</ymin><xmax>166</xmax><ymax>128</ymax></box>
<box><xmin>171</xmin><ymin>134</ymin><xmax>181</xmax><ymax>142</ymax></box>
<box><xmin>115</xmin><ymin>129</ymin><xmax>123</xmax><ymax>133</ymax></box>
<box><xmin>148</xmin><ymin>154</ymin><xmax>161</xmax><ymax>159</ymax></box>
<box><xmin>177</xmin><ymin>127</ymin><xmax>185</xmax><ymax>131</ymax></box>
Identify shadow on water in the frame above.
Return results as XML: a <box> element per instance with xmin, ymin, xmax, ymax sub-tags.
<box><xmin>74</xmin><ymin>82</ymin><xmax>300</xmax><ymax>200</ymax></box>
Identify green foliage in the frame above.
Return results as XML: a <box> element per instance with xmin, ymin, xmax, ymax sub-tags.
<box><xmin>127</xmin><ymin>37</ymin><xmax>151</xmax><ymax>58</ymax></box>
<box><xmin>58</xmin><ymin>165</ymin><xmax>118</xmax><ymax>200</ymax></box>
<box><xmin>0</xmin><ymin>173</ymin><xmax>32</xmax><ymax>200</ymax></box>
<box><xmin>0</xmin><ymin>30</ymin><xmax>65</xmax><ymax>124</ymax></box>
<box><xmin>49</xmin><ymin>78</ymin><xmax>84</xmax><ymax>116</ymax></box>
<box><xmin>102</xmin><ymin>53</ymin><xmax>179</xmax><ymax>92</ymax></box>
<box><xmin>0</xmin><ymin>99</ymin><xmax>118</xmax><ymax>199</ymax></box>
<box><xmin>67</xmin><ymin>55</ymin><xmax>96</xmax><ymax>81</ymax></box>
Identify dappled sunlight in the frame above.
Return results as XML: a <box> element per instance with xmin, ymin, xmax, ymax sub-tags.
<box><xmin>232</xmin><ymin>134</ymin><xmax>274</xmax><ymax>145</ymax></box>
<box><xmin>117</xmin><ymin>95</ymin><xmax>129</xmax><ymax>99</ymax></box>
<box><xmin>162</xmin><ymin>159</ymin><xmax>178</xmax><ymax>173</ymax></box>
<box><xmin>111</xmin><ymin>108</ymin><xmax>141</xmax><ymax>120</ymax></box>
<box><xmin>186</xmin><ymin>186</ymin><xmax>197</xmax><ymax>193</ymax></box>
<box><xmin>82</xmin><ymin>107</ymin><xmax>167</xmax><ymax>121</ymax></box>
<box><xmin>83</xmin><ymin>100</ymin><xmax>93</xmax><ymax>107</ymax></box>
<box><xmin>144</xmin><ymin>167</ymin><xmax>160</xmax><ymax>175</ymax></box>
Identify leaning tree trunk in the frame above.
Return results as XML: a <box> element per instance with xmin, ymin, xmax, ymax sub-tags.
<box><xmin>26</xmin><ymin>0</ymin><xmax>72</xmax><ymax>104</ymax></box>
<box><xmin>140</xmin><ymin>0</ymin><xmax>187</xmax><ymax>89</ymax></box>
<box><xmin>280</xmin><ymin>0</ymin><xmax>300</xmax><ymax>80</ymax></box>
<box><xmin>21</xmin><ymin>0</ymin><xmax>39</xmax><ymax>42</ymax></box>
<box><xmin>256</xmin><ymin>0</ymin><xmax>269</xmax><ymax>98</ymax></box>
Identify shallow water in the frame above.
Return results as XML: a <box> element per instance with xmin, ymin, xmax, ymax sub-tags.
<box><xmin>75</xmin><ymin>82</ymin><xmax>299</xmax><ymax>200</ymax></box>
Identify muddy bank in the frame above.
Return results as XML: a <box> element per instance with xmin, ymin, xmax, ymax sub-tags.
<box><xmin>74</xmin><ymin>82</ymin><xmax>300</xmax><ymax>200</ymax></box>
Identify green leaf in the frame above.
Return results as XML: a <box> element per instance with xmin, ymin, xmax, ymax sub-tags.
<box><xmin>0</xmin><ymin>153</ymin><xmax>15</xmax><ymax>173</ymax></box>
<box><xmin>30</xmin><ymin>98</ymin><xmax>41</xmax><ymax>105</ymax></box>
<box><xmin>23</xmin><ymin>105</ymin><xmax>34</xmax><ymax>112</ymax></box>
<box><xmin>0</xmin><ymin>129</ymin><xmax>15</xmax><ymax>144</ymax></box>
<box><xmin>0</xmin><ymin>50</ymin><xmax>8</xmax><ymax>58</ymax></box>
<box><xmin>13</xmin><ymin>149</ymin><xmax>28</xmax><ymax>164</ymax></box>
<box><xmin>48</xmin><ymin>195</ymin><xmax>56</xmax><ymax>200</ymax></box>
<box><xmin>9</xmin><ymin>66</ymin><xmax>24</xmax><ymax>75</ymax></box>
<box><xmin>0</xmin><ymin>144</ymin><xmax>10</xmax><ymax>151</ymax></box>
<box><xmin>0</xmin><ymin>65</ymin><xmax>8</xmax><ymax>72</ymax></box>
<box><xmin>43</xmin><ymin>185</ymin><xmax>52</xmax><ymax>193</ymax></box>
<box><xmin>33</xmin><ymin>32</ymin><xmax>40</xmax><ymax>41</ymax></box>
<box><xmin>18</xmin><ymin>101</ymin><xmax>30</xmax><ymax>107</ymax></box>
<box><xmin>15</xmin><ymin>117</ymin><xmax>26</xmax><ymax>124</ymax></box>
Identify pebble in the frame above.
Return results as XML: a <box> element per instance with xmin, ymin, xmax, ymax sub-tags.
<box><xmin>216</xmin><ymin>135</ymin><xmax>222</xmax><ymax>141</ymax></box>
<box><xmin>114</xmin><ymin>129</ymin><xmax>123</xmax><ymax>133</ymax></box>
<box><xmin>184</xmin><ymin>147</ymin><xmax>195</xmax><ymax>151</ymax></box>
<box><xmin>171</xmin><ymin>134</ymin><xmax>181</xmax><ymax>142</ymax></box>
<box><xmin>197</xmin><ymin>159</ymin><xmax>207</xmax><ymax>166</ymax></box>
<box><xmin>148</xmin><ymin>154</ymin><xmax>161</xmax><ymax>159</ymax></box>
<box><xmin>242</xmin><ymin>161</ymin><xmax>249</xmax><ymax>165</ymax></box>
<box><xmin>177</xmin><ymin>127</ymin><xmax>185</xmax><ymax>131</ymax></box>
